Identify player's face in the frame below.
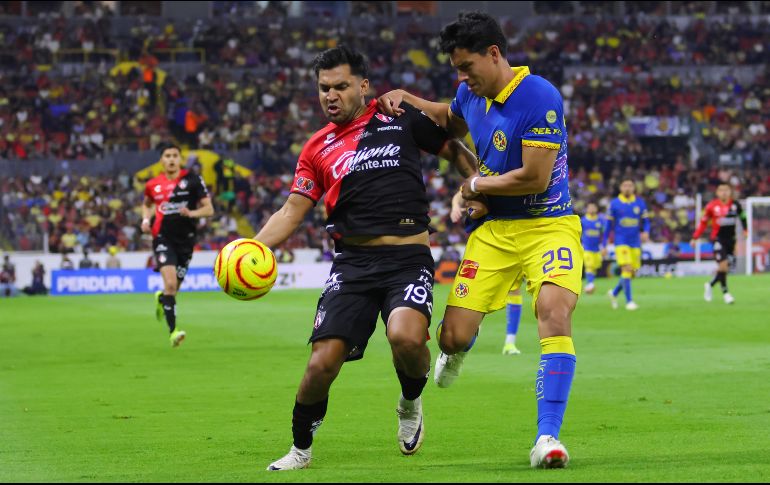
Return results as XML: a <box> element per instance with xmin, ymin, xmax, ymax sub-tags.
<box><xmin>449</xmin><ymin>47</ymin><xmax>501</xmax><ymax>98</ymax></box>
<box><xmin>161</xmin><ymin>148</ymin><xmax>181</xmax><ymax>174</ymax></box>
<box><xmin>620</xmin><ymin>180</ymin><xmax>635</xmax><ymax>197</ymax></box>
<box><xmin>317</xmin><ymin>65</ymin><xmax>369</xmax><ymax>125</ymax></box>
<box><xmin>717</xmin><ymin>185</ymin><xmax>731</xmax><ymax>201</ymax></box>
<box><xmin>587</xmin><ymin>203</ymin><xmax>598</xmax><ymax>216</ymax></box>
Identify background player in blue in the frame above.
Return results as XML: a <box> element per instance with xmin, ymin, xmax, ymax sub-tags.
<box><xmin>379</xmin><ymin>12</ymin><xmax>582</xmax><ymax>469</ymax></box>
<box><xmin>603</xmin><ymin>179</ymin><xmax>650</xmax><ymax>311</ymax></box>
<box><xmin>581</xmin><ymin>202</ymin><xmax>605</xmax><ymax>294</ymax></box>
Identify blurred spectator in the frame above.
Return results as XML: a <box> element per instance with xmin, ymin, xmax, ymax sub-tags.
<box><xmin>106</xmin><ymin>246</ymin><xmax>122</xmax><ymax>268</ymax></box>
<box><xmin>79</xmin><ymin>248</ymin><xmax>96</xmax><ymax>269</ymax></box>
<box><xmin>275</xmin><ymin>246</ymin><xmax>296</xmax><ymax>264</ymax></box>
<box><xmin>1</xmin><ymin>254</ymin><xmax>18</xmax><ymax>297</ymax></box>
<box><xmin>22</xmin><ymin>261</ymin><xmax>48</xmax><ymax>296</ymax></box>
<box><xmin>61</xmin><ymin>254</ymin><xmax>74</xmax><ymax>270</ymax></box>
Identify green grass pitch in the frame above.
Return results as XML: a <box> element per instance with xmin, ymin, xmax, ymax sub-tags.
<box><xmin>2</xmin><ymin>275</ymin><xmax>769</xmax><ymax>482</ymax></box>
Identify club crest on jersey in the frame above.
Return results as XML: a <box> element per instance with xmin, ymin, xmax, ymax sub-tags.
<box><xmin>295</xmin><ymin>177</ymin><xmax>315</xmax><ymax>193</ymax></box>
<box><xmin>458</xmin><ymin>259</ymin><xmax>479</xmax><ymax>279</ymax></box>
<box><xmin>179</xmin><ymin>179</ymin><xmax>188</xmax><ymax>190</ymax></box>
<box><xmin>154</xmin><ymin>185</ymin><xmax>162</xmax><ymax>193</ymax></box>
<box><xmin>314</xmin><ymin>308</ymin><xmax>326</xmax><ymax>329</ymax></box>
<box><xmin>455</xmin><ymin>283</ymin><xmax>469</xmax><ymax>298</ymax></box>
<box><xmin>493</xmin><ymin>130</ymin><xmax>507</xmax><ymax>151</ymax></box>
<box><xmin>376</xmin><ymin>113</ymin><xmax>394</xmax><ymax>123</ymax></box>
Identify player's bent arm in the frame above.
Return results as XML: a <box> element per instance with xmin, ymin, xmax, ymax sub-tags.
<box><xmin>187</xmin><ymin>197</ymin><xmax>214</xmax><ymax>218</ymax></box>
<box><xmin>254</xmin><ymin>194</ymin><xmax>315</xmax><ymax>249</ymax></box>
<box><xmin>470</xmin><ymin>146</ymin><xmax>557</xmax><ymax>197</ymax></box>
<box><xmin>438</xmin><ymin>139</ymin><xmax>477</xmax><ymax>178</ymax></box>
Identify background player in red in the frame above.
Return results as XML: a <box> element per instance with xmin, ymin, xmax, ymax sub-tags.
<box><xmin>254</xmin><ymin>46</ymin><xmax>479</xmax><ymax>471</ymax></box>
<box><xmin>691</xmin><ymin>183</ymin><xmax>747</xmax><ymax>304</ymax></box>
<box><xmin>141</xmin><ymin>144</ymin><xmax>214</xmax><ymax>346</ymax></box>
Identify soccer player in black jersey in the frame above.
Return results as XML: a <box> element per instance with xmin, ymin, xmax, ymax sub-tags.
<box><xmin>691</xmin><ymin>183</ymin><xmax>747</xmax><ymax>304</ymax></box>
<box><xmin>255</xmin><ymin>46</ymin><xmax>480</xmax><ymax>471</ymax></box>
<box><xmin>141</xmin><ymin>144</ymin><xmax>214</xmax><ymax>347</ymax></box>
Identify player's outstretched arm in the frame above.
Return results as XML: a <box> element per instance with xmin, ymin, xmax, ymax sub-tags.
<box><xmin>377</xmin><ymin>89</ymin><xmax>468</xmax><ymax>138</ymax></box>
<box><xmin>462</xmin><ymin>145</ymin><xmax>556</xmax><ymax>198</ymax></box>
<box><xmin>254</xmin><ymin>194</ymin><xmax>315</xmax><ymax>249</ymax></box>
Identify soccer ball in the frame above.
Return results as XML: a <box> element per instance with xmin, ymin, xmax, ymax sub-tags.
<box><xmin>214</xmin><ymin>238</ymin><xmax>277</xmax><ymax>300</ymax></box>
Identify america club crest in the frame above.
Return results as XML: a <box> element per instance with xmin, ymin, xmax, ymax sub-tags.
<box><xmin>454</xmin><ymin>283</ymin><xmax>470</xmax><ymax>298</ymax></box>
<box><xmin>493</xmin><ymin>130</ymin><xmax>507</xmax><ymax>151</ymax></box>
<box><xmin>376</xmin><ymin>113</ymin><xmax>394</xmax><ymax>123</ymax></box>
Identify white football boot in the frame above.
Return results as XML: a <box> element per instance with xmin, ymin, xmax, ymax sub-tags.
<box><xmin>434</xmin><ymin>351</ymin><xmax>467</xmax><ymax>388</ymax></box>
<box><xmin>703</xmin><ymin>282</ymin><xmax>713</xmax><ymax>302</ymax></box>
<box><xmin>723</xmin><ymin>292</ymin><xmax>735</xmax><ymax>304</ymax></box>
<box><xmin>266</xmin><ymin>446</ymin><xmax>311</xmax><ymax>471</ymax></box>
<box><xmin>530</xmin><ymin>435</ymin><xmax>570</xmax><ymax>468</ymax></box>
<box><xmin>396</xmin><ymin>395</ymin><xmax>424</xmax><ymax>455</ymax></box>
<box><xmin>607</xmin><ymin>289</ymin><xmax>618</xmax><ymax>310</ymax></box>
<box><xmin>625</xmin><ymin>301</ymin><xmax>639</xmax><ymax>311</ymax></box>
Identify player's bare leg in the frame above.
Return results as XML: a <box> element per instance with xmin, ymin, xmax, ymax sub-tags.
<box><xmin>434</xmin><ymin>306</ymin><xmax>484</xmax><ymax>387</ymax></box>
<box><xmin>387</xmin><ymin>307</ymin><xmax>430</xmax><ymax>455</ymax></box>
<box><xmin>268</xmin><ymin>338</ymin><xmax>349</xmax><ymax>471</ymax></box>
<box><xmin>530</xmin><ymin>283</ymin><xmax>577</xmax><ymax>468</ymax></box>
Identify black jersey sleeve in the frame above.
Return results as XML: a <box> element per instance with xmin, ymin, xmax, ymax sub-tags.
<box><xmin>402</xmin><ymin>102</ymin><xmax>450</xmax><ymax>155</ymax></box>
<box><xmin>735</xmin><ymin>200</ymin><xmax>747</xmax><ymax>226</ymax></box>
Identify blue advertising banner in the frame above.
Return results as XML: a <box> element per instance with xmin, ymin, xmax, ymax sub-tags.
<box><xmin>51</xmin><ymin>268</ymin><xmax>219</xmax><ymax>295</ymax></box>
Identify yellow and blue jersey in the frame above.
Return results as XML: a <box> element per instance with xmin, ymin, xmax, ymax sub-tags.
<box><xmin>581</xmin><ymin>214</ymin><xmax>604</xmax><ymax>252</ymax></box>
<box><xmin>450</xmin><ymin>66</ymin><xmax>571</xmax><ymax>222</ymax></box>
<box><xmin>603</xmin><ymin>195</ymin><xmax>650</xmax><ymax>248</ymax></box>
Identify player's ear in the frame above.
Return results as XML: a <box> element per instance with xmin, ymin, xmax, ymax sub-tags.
<box><xmin>360</xmin><ymin>78</ymin><xmax>369</xmax><ymax>97</ymax></box>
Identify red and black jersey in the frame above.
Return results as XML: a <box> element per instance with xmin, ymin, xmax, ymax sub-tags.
<box><xmin>144</xmin><ymin>169</ymin><xmax>209</xmax><ymax>242</ymax></box>
<box><xmin>291</xmin><ymin>100</ymin><xmax>449</xmax><ymax>241</ymax></box>
<box><xmin>693</xmin><ymin>198</ymin><xmax>746</xmax><ymax>242</ymax></box>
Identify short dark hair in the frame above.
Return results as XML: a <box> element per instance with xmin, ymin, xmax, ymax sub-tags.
<box><xmin>158</xmin><ymin>142</ymin><xmax>181</xmax><ymax>156</ymax></box>
<box><xmin>312</xmin><ymin>45</ymin><xmax>369</xmax><ymax>79</ymax></box>
<box><xmin>438</xmin><ymin>12</ymin><xmax>507</xmax><ymax>57</ymax></box>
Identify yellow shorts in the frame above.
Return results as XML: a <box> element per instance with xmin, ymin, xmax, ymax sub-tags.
<box><xmin>615</xmin><ymin>245</ymin><xmax>641</xmax><ymax>270</ymax></box>
<box><xmin>583</xmin><ymin>250</ymin><xmax>602</xmax><ymax>273</ymax></box>
<box><xmin>447</xmin><ymin>216</ymin><xmax>583</xmax><ymax>315</ymax></box>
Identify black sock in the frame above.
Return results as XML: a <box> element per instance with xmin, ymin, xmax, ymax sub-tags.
<box><xmin>292</xmin><ymin>397</ymin><xmax>328</xmax><ymax>450</ymax></box>
<box><xmin>718</xmin><ymin>271</ymin><xmax>728</xmax><ymax>293</ymax></box>
<box><xmin>710</xmin><ymin>273</ymin><xmax>720</xmax><ymax>287</ymax></box>
<box><xmin>396</xmin><ymin>368</ymin><xmax>428</xmax><ymax>401</ymax></box>
<box><xmin>161</xmin><ymin>294</ymin><xmax>176</xmax><ymax>332</ymax></box>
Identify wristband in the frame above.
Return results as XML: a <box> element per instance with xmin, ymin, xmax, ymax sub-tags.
<box><xmin>470</xmin><ymin>176</ymin><xmax>480</xmax><ymax>194</ymax></box>
<box><xmin>142</xmin><ymin>218</ymin><xmax>150</xmax><ymax>225</ymax></box>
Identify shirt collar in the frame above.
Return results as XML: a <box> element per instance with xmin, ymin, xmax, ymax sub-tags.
<box><xmin>485</xmin><ymin>66</ymin><xmax>530</xmax><ymax>113</ymax></box>
<box><xmin>619</xmin><ymin>194</ymin><xmax>637</xmax><ymax>203</ymax></box>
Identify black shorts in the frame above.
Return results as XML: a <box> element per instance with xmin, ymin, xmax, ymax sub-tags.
<box><xmin>310</xmin><ymin>244</ymin><xmax>435</xmax><ymax>362</ymax></box>
<box><xmin>153</xmin><ymin>236</ymin><xmax>194</xmax><ymax>282</ymax></box>
<box><xmin>713</xmin><ymin>238</ymin><xmax>736</xmax><ymax>266</ymax></box>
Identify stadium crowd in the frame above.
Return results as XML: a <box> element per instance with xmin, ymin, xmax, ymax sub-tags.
<box><xmin>1</xmin><ymin>4</ymin><xmax>768</xmax><ymax>255</ymax></box>
<box><xmin>3</xmin><ymin>163</ymin><xmax>769</xmax><ymax>255</ymax></box>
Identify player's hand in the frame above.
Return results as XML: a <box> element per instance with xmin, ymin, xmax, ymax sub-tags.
<box><xmin>179</xmin><ymin>207</ymin><xmax>191</xmax><ymax>218</ymax></box>
<box><xmin>690</xmin><ymin>238</ymin><xmax>698</xmax><ymax>248</ymax></box>
<box><xmin>376</xmin><ymin>89</ymin><xmax>406</xmax><ymax>117</ymax></box>
<box><xmin>466</xmin><ymin>198</ymin><xmax>489</xmax><ymax>220</ymax></box>
<box><xmin>141</xmin><ymin>220</ymin><xmax>151</xmax><ymax>234</ymax></box>
<box><xmin>641</xmin><ymin>232</ymin><xmax>650</xmax><ymax>243</ymax></box>
<box><xmin>450</xmin><ymin>200</ymin><xmax>465</xmax><ymax>224</ymax></box>
<box><xmin>601</xmin><ymin>247</ymin><xmax>608</xmax><ymax>258</ymax></box>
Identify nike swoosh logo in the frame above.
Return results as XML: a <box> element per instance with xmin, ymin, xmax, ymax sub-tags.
<box><xmin>548</xmin><ymin>273</ymin><xmax>568</xmax><ymax>278</ymax></box>
<box><xmin>402</xmin><ymin>418</ymin><xmax>423</xmax><ymax>451</ymax></box>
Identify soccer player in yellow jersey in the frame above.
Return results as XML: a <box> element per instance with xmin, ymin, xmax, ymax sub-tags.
<box><xmin>379</xmin><ymin>12</ymin><xmax>581</xmax><ymax>468</ymax></box>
